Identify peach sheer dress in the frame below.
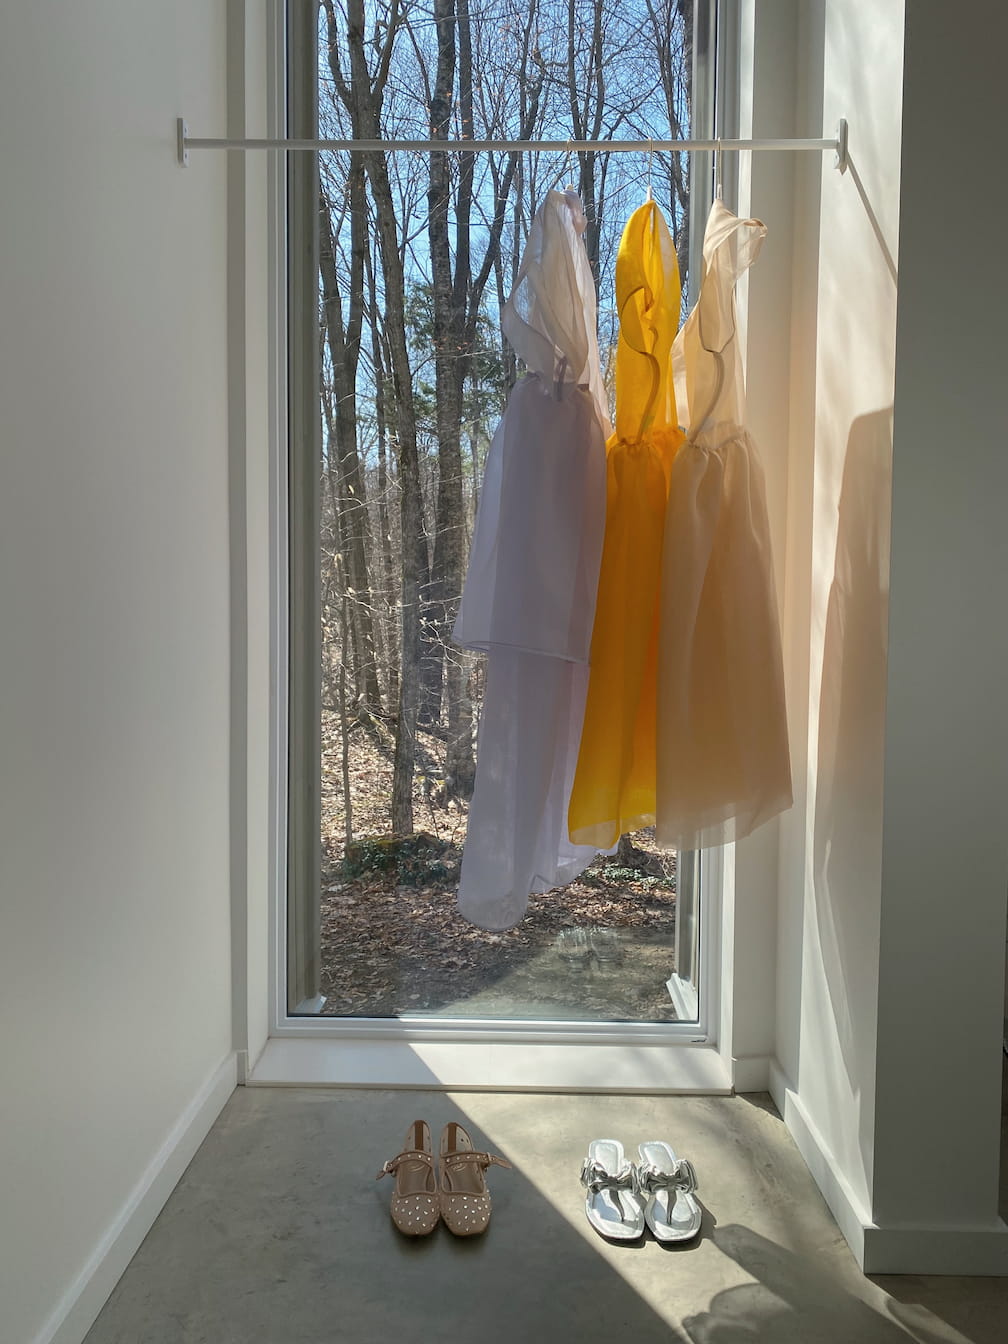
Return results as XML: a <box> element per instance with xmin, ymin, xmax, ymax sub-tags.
<box><xmin>655</xmin><ymin>198</ymin><xmax>792</xmax><ymax>849</ymax></box>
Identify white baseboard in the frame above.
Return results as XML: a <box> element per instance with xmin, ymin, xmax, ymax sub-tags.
<box><xmin>862</xmin><ymin>1221</ymin><xmax>1008</xmax><ymax>1276</ymax></box>
<box><xmin>769</xmin><ymin>1060</ymin><xmax>1008</xmax><ymax>1276</ymax></box>
<box><xmin>769</xmin><ymin>1059</ymin><xmax>871</xmax><ymax>1264</ymax></box>
<box><xmin>730</xmin><ymin>1052</ymin><xmax>771</xmax><ymax>1093</ymax></box>
<box><xmin>37</xmin><ymin>1052</ymin><xmax>237</xmax><ymax>1344</ymax></box>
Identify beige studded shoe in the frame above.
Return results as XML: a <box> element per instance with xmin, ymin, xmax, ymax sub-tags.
<box><xmin>376</xmin><ymin>1120</ymin><xmax>440</xmax><ymax>1236</ymax></box>
<box><xmin>438</xmin><ymin>1121</ymin><xmax>512</xmax><ymax>1236</ymax></box>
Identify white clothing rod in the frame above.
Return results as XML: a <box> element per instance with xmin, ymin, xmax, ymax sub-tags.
<box><xmin>176</xmin><ymin>118</ymin><xmax>849</xmax><ymax>172</ymax></box>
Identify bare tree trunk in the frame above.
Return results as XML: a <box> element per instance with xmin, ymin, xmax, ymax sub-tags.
<box><xmin>367</xmin><ymin>244</ymin><xmax>399</xmax><ymax>707</ymax></box>
<box><xmin>329</xmin><ymin>0</ymin><xmax>425</xmax><ymax>833</ymax></box>
<box><xmin>425</xmin><ymin>0</ymin><xmax>476</xmax><ymax>795</ymax></box>
<box><xmin>339</xmin><ymin>570</ymin><xmax>354</xmax><ymax>849</ymax></box>
<box><xmin>567</xmin><ymin>0</ymin><xmax>609</xmax><ymax>287</ymax></box>
<box><xmin>318</xmin><ymin>174</ymin><xmax>382</xmax><ymax>712</ymax></box>
<box><xmin>444</xmin><ymin>0</ymin><xmax>478</xmax><ymax>797</ymax></box>
<box><xmin>321</xmin><ymin>390</ymin><xmax>349</xmax><ymax>708</ymax></box>
<box><xmin>422</xmin><ymin>0</ymin><xmax>546</xmax><ymax>798</ymax></box>
<box><xmin>676</xmin><ymin>0</ymin><xmax>694</xmax><ymax>282</ymax></box>
<box><xmin>645</xmin><ymin>0</ymin><xmax>693</xmax><ymax>277</ymax></box>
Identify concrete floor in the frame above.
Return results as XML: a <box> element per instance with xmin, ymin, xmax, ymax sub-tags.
<box><xmin>85</xmin><ymin>1086</ymin><xmax>1008</xmax><ymax>1344</ymax></box>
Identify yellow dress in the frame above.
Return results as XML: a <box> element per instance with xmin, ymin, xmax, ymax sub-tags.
<box><xmin>567</xmin><ymin>202</ymin><xmax>684</xmax><ymax>849</ymax></box>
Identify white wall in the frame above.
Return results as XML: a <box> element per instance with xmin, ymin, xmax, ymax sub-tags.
<box><xmin>0</xmin><ymin>6</ymin><xmax>239</xmax><ymax>1341</ymax></box>
<box><xmin>777</xmin><ymin>0</ymin><xmax>903</xmax><ymax>1239</ymax></box>
<box><xmin>868</xmin><ymin>5</ymin><xmax>1008</xmax><ymax>1271</ymax></box>
<box><xmin>771</xmin><ymin>1</ymin><xmax>1008</xmax><ymax>1273</ymax></box>
<box><xmin>773</xmin><ymin>0</ymin><xmax>827</xmax><ymax>1111</ymax></box>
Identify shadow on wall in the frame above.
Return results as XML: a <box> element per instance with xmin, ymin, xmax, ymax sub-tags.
<box><xmin>812</xmin><ymin>407</ymin><xmax>893</xmax><ymax>1160</ymax></box>
<box><xmin>683</xmin><ymin>1224</ymin><xmax>984</xmax><ymax>1344</ymax></box>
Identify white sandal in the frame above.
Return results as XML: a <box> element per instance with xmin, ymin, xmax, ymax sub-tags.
<box><xmin>579</xmin><ymin>1139</ymin><xmax>644</xmax><ymax>1240</ymax></box>
<box><xmin>636</xmin><ymin>1140</ymin><xmax>702</xmax><ymax>1243</ymax></box>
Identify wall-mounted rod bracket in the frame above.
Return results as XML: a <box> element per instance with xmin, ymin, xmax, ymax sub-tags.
<box><xmin>835</xmin><ymin>118</ymin><xmax>849</xmax><ymax>173</ymax></box>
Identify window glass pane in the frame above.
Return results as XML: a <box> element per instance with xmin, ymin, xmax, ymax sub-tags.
<box><xmin>305</xmin><ymin>0</ymin><xmax>707</xmax><ymax>1021</ymax></box>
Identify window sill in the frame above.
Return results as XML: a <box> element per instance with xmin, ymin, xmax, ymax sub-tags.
<box><xmin>247</xmin><ymin>1034</ymin><xmax>732</xmax><ymax>1093</ymax></box>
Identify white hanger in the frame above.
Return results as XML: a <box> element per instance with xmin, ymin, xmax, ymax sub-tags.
<box><xmin>562</xmin><ymin>137</ymin><xmax>577</xmax><ymax>194</ymax></box>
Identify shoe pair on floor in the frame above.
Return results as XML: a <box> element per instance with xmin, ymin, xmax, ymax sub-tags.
<box><xmin>580</xmin><ymin>1138</ymin><xmax>701</xmax><ymax>1243</ymax></box>
<box><xmin>377</xmin><ymin>1120</ymin><xmax>511</xmax><ymax>1237</ymax></box>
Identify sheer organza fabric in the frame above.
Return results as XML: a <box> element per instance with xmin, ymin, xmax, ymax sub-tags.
<box><xmin>456</xmin><ymin>194</ymin><xmax>793</xmax><ymax>927</ymax></box>
<box><xmin>656</xmin><ymin>199</ymin><xmax>792</xmax><ymax>849</ymax></box>
<box><xmin>501</xmin><ymin>189</ymin><xmax>611</xmax><ymax>435</ymax></box>
<box><xmin>453</xmin><ymin>191</ymin><xmax>608</xmax><ymax>930</ymax></box>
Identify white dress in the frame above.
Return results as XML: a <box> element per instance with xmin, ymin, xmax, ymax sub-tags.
<box><xmin>453</xmin><ymin>190</ymin><xmax>609</xmax><ymax>930</ymax></box>
<box><xmin>655</xmin><ymin>198</ymin><xmax>792</xmax><ymax>850</ymax></box>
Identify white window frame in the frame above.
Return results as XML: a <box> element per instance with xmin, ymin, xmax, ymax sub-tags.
<box><xmin>255</xmin><ymin>0</ymin><xmax>761</xmax><ymax>1093</ymax></box>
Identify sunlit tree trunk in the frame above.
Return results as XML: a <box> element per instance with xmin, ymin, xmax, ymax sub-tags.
<box><xmin>319</xmin><ymin>176</ymin><xmax>382</xmax><ymax>712</ymax></box>
<box><xmin>644</xmin><ymin>0</ymin><xmax>693</xmax><ymax>278</ymax></box>
<box><xmin>425</xmin><ymin>0</ymin><xmax>475</xmax><ymax>794</ymax></box>
<box><xmin>327</xmin><ymin>0</ymin><xmax>426</xmax><ymax>833</ymax></box>
<box><xmin>421</xmin><ymin>0</ymin><xmax>547</xmax><ymax>798</ymax></box>
<box><xmin>366</xmin><ymin>243</ymin><xmax>399</xmax><ymax>708</ymax></box>
<box><xmin>567</xmin><ymin>0</ymin><xmax>607</xmax><ymax>285</ymax></box>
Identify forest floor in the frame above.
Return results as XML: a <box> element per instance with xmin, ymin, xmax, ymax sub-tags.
<box><xmin>319</xmin><ymin>708</ymin><xmax>682</xmax><ymax>1022</ymax></box>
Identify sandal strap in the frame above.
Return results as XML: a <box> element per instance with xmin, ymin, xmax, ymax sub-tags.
<box><xmin>376</xmin><ymin>1149</ymin><xmax>435</xmax><ymax>1181</ymax></box>
<box><xmin>635</xmin><ymin>1156</ymin><xmax>699</xmax><ymax>1197</ymax></box>
<box><xmin>580</xmin><ymin>1158</ymin><xmax>636</xmax><ymax>1196</ymax></box>
<box><xmin>442</xmin><ymin>1149</ymin><xmax>512</xmax><ymax>1172</ymax></box>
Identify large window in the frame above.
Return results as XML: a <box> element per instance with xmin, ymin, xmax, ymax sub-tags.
<box><xmin>287</xmin><ymin>0</ymin><xmax>718</xmax><ymax>1024</ymax></box>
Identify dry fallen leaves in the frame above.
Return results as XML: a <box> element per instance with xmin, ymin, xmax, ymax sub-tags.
<box><xmin>317</xmin><ymin>711</ymin><xmax>681</xmax><ymax>1021</ymax></box>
